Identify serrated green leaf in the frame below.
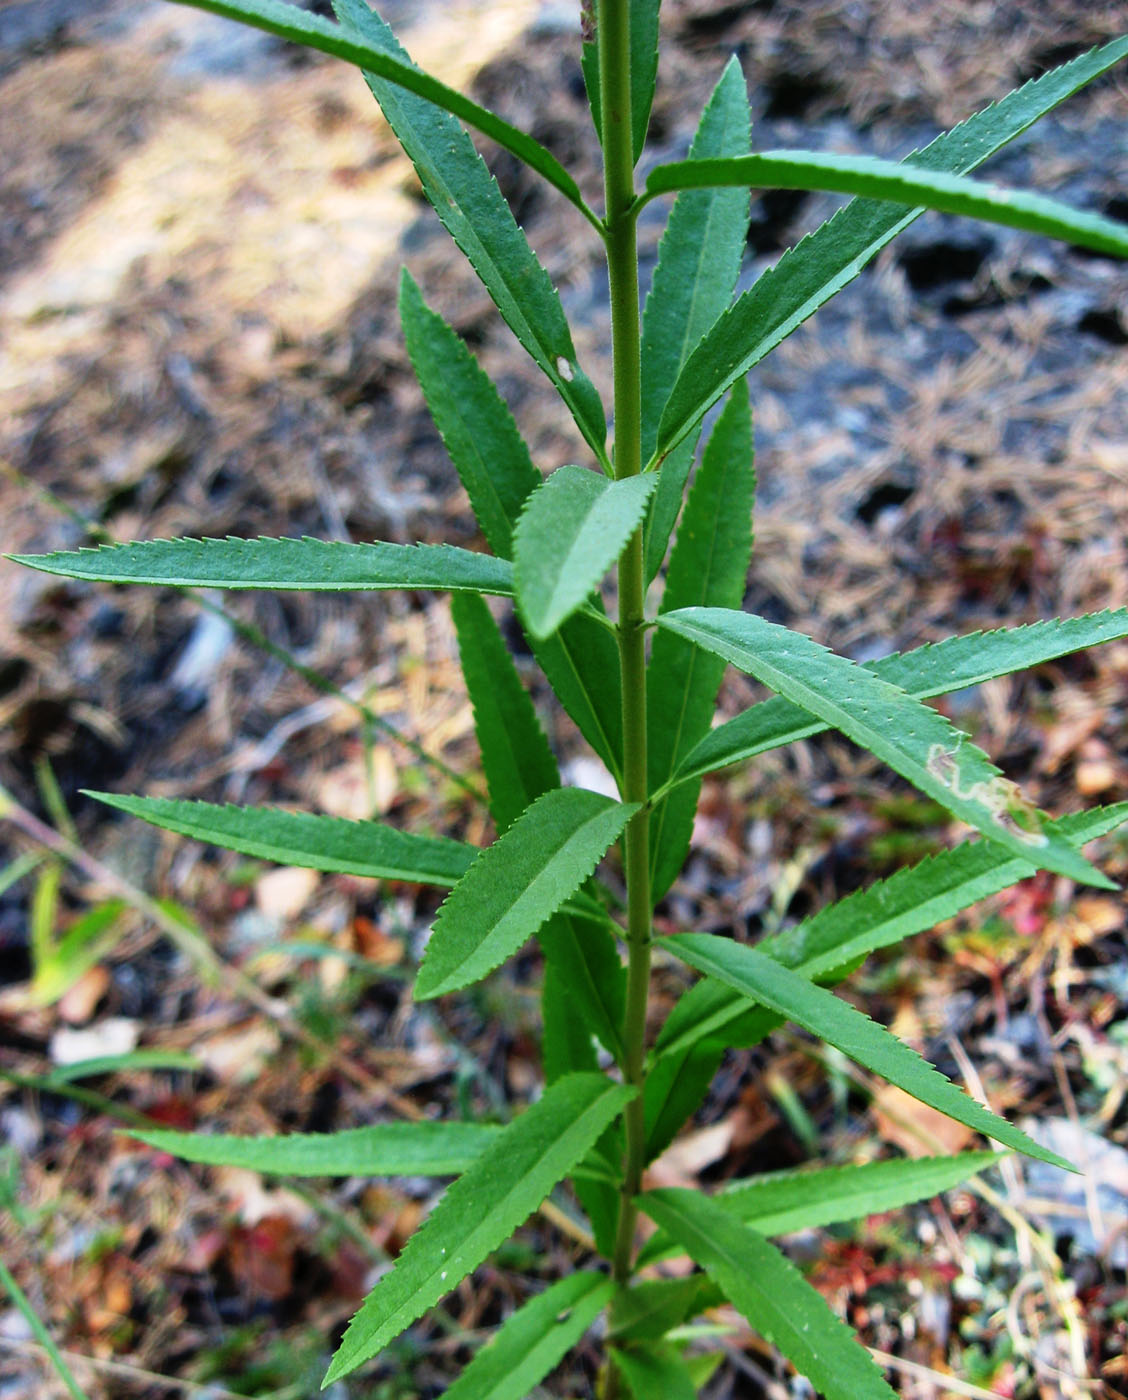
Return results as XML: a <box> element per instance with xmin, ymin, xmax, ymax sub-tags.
<box><xmin>401</xmin><ymin>274</ymin><xmax>539</xmax><ymax>561</ymax></box>
<box><xmin>451</xmin><ymin>592</ymin><xmax>558</xmax><ymax>833</ymax></box>
<box><xmin>637</xmin><ymin>1152</ymin><xmax>1000</xmax><ymax>1268</ymax></box>
<box><xmin>324</xmin><ymin>1073</ymin><xmax>634</xmax><ymax>1383</ymax></box>
<box><xmin>10</xmin><ymin>537</ymin><xmax>514</xmax><ymax>596</ymax></box>
<box><xmin>720</xmin><ymin>1151</ymin><xmax>1000</xmax><ymax>1232</ymax></box>
<box><xmin>332</xmin><ymin>0</ymin><xmax>606</xmax><ymax>461</ymax></box>
<box><xmin>449</xmin><ymin>593</ymin><xmax>625</xmax><ymax>1064</ymax></box>
<box><xmin>766</xmin><ymin>803</ymin><xmax>1128</xmax><ymax>984</ymax></box>
<box><xmin>540</xmin><ymin>917</ymin><xmax>626</xmax><ymax>1067</ymax></box>
<box><xmin>656</xmin><ymin>607</ymin><xmax>1113</xmax><ymax>886</ymax></box>
<box><xmin>643</xmin><ymin>150</ymin><xmax>1128</xmax><ymax>258</ymax></box>
<box><xmin>664</xmin><ymin>932</ymin><xmax>1074</xmax><ymax>1171</ymax></box>
<box><xmin>640</xmin><ymin>64</ymin><xmax>750</xmax><ymax>448</ymax></box>
<box><xmin>642</xmin><ymin>59</ymin><xmax>751</xmax><ymax>582</ymax></box>
<box><xmin>611</xmin><ymin>1341</ymin><xmax>698</xmax><ymax>1400</ymax></box>
<box><xmin>674</xmin><ymin>608</ymin><xmax>1128</xmax><ymax>787</ymax></box>
<box><xmin>88</xmin><ymin>793</ymin><xmax>476</xmax><ymax>887</ymax></box>
<box><xmin>648</xmin><ymin>382</ymin><xmax>754</xmax><ymax>899</ymax></box>
<box><xmin>444</xmin><ymin>1272</ymin><xmax>614</xmax><ymax>1400</ymax></box>
<box><xmin>128</xmin><ymin>1121</ymin><xmax>501</xmax><ymax>1176</ymax></box>
<box><xmin>515</xmin><ymin>467</ymin><xmax>657</xmax><ymax>639</ymax></box>
<box><xmin>582</xmin><ymin>0</ymin><xmax>662</xmax><ymax>165</ymax></box>
<box><xmin>654</xmin><ymin>36</ymin><xmax>1128</xmax><ymax>464</ymax></box>
<box><xmin>168</xmin><ymin>0</ymin><xmax>595</xmax><ymax>223</ymax></box>
<box><xmin>640</xmin><ymin>1189</ymin><xmax>898</xmax><ymax>1400</ymax></box>
<box><xmin>415</xmin><ymin>789</ymin><xmax>637</xmax><ymax>1000</ymax></box>
<box><xmin>649</xmin><ymin>806</ymin><xmax>1128</xmax><ymax>1075</ymax></box>
<box><xmin>643</xmin><ymin>1037</ymin><xmax>724</xmax><ymax>1163</ymax></box>
<box><xmin>531</xmin><ymin>615</ymin><xmax>624</xmax><ymax>781</ymax></box>
<box><xmin>609</xmin><ymin>1276</ymin><xmax>710</xmax><ymax>1343</ymax></box>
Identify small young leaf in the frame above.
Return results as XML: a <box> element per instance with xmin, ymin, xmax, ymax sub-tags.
<box><xmin>656</xmin><ymin>607</ymin><xmax>1113</xmax><ymax>887</ymax></box>
<box><xmin>169</xmin><ymin>0</ymin><xmax>595</xmax><ymax>223</ymax></box>
<box><xmin>640</xmin><ymin>1188</ymin><xmax>898</xmax><ymax>1400</ymax></box>
<box><xmin>10</xmin><ymin>537</ymin><xmax>515</xmax><ymax>596</ymax></box>
<box><xmin>674</xmin><ymin>608</ymin><xmax>1128</xmax><ymax>786</ymax></box>
<box><xmin>654</xmin><ymin>36</ymin><xmax>1128</xmax><ymax>464</ymax></box>
<box><xmin>664</xmin><ymin>932</ymin><xmax>1074</xmax><ymax>1171</ymax></box>
<box><xmin>582</xmin><ymin>0</ymin><xmax>662</xmax><ymax>164</ymax></box>
<box><xmin>515</xmin><ymin>467</ymin><xmax>657</xmax><ymax>640</ymax></box>
<box><xmin>643</xmin><ymin>150</ymin><xmax>1128</xmax><ymax>258</ymax></box>
<box><xmin>443</xmin><ymin>1272</ymin><xmax>614</xmax><ymax>1400</ymax></box>
<box><xmin>642</xmin><ymin>58</ymin><xmax>752</xmax><ymax>581</ymax></box>
<box><xmin>401</xmin><ymin>275</ymin><xmax>540</xmax><ymax>561</ymax></box>
<box><xmin>324</xmin><ymin>1073</ymin><xmax>634</xmax><ymax>1383</ymax></box>
<box><xmin>611</xmin><ymin>1341</ymin><xmax>698</xmax><ymax>1400</ymax></box>
<box><xmin>128</xmin><ymin>1121</ymin><xmax>501</xmax><ymax>1176</ymax></box>
<box><xmin>415</xmin><ymin>789</ymin><xmax>637</xmax><ymax>1000</ymax></box>
<box><xmin>638</xmin><ymin>1152</ymin><xmax>1000</xmax><ymax>1267</ymax></box>
<box><xmin>332</xmin><ymin>0</ymin><xmax>607</xmax><ymax>460</ymax></box>
<box><xmin>648</xmin><ymin>382</ymin><xmax>754</xmax><ymax>898</ymax></box>
<box><xmin>87</xmin><ymin>794</ymin><xmax>476</xmax><ymax>887</ymax></box>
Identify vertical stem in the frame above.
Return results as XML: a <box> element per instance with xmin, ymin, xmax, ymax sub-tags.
<box><xmin>597</xmin><ymin>0</ymin><xmax>651</xmax><ymax>1288</ymax></box>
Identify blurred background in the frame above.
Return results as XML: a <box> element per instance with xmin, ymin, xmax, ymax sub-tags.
<box><xmin>0</xmin><ymin>1</ymin><xmax>1126</xmax><ymax>1396</ymax></box>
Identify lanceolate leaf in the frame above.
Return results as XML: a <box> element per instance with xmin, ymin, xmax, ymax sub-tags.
<box><xmin>640</xmin><ymin>59</ymin><xmax>750</xmax><ymax>458</ymax></box>
<box><xmin>664</xmin><ymin>932</ymin><xmax>1074</xmax><ymax>1171</ymax></box>
<box><xmin>656</xmin><ymin>607</ymin><xmax>1112</xmax><ymax>887</ymax></box>
<box><xmin>451</xmin><ymin>592</ymin><xmax>558</xmax><ymax>833</ymax></box>
<box><xmin>415</xmin><ymin>789</ymin><xmax>637</xmax><ymax>1000</ymax></box>
<box><xmin>717</xmin><ymin>1152</ymin><xmax>1000</xmax><ymax>1234</ymax></box>
<box><xmin>648</xmin><ymin>382</ymin><xmax>754</xmax><ymax>898</ymax></box>
<box><xmin>11</xmin><ymin>537</ymin><xmax>514</xmax><ymax>596</ymax></box>
<box><xmin>642</xmin><ymin>59</ymin><xmax>751</xmax><ymax>580</ymax></box>
<box><xmin>611</xmin><ymin>1342</ymin><xmax>698</xmax><ymax>1400</ymax></box>
<box><xmin>582</xmin><ymin>0</ymin><xmax>662</xmax><ymax>164</ymax></box>
<box><xmin>637</xmin><ymin>1153</ymin><xmax>999</xmax><ymax>1268</ymax></box>
<box><xmin>673</xmin><ymin>608</ymin><xmax>1128</xmax><ymax>787</ymax></box>
<box><xmin>763</xmin><ymin>802</ymin><xmax>1128</xmax><ymax>985</ymax></box>
<box><xmin>643</xmin><ymin>1037</ymin><xmax>725</xmax><ymax>1163</ymax></box>
<box><xmin>648</xmin><ymin>805</ymin><xmax>1128</xmax><ymax>1101</ymax></box>
<box><xmin>515</xmin><ymin>467</ymin><xmax>657</xmax><ymax>639</ymax></box>
<box><xmin>449</xmin><ymin>592</ymin><xmax>625</xmax><ymax>1064</ymax></box>
<box><xmin>532</xmin><ymin>616</ymin><xmax>624</xmax><ymax>781</ymax></box>
<box><xmin>653</xmin><ymin>36</ymin><xmax>1128</xmax><ymax>464</ymax></box>
<box><xmin>169</xmin><ymin>0</ymin><xmax>595</xmax><ymax>223</ymax></box>
<box><xmin>541</xmin><ymin>917</ymin><xmax>626</xmax><ymax>1067</ymax></box>
<box><xmin>324</xmin><ymin>1073</ymin><xmax>634</xmax><ymax>1383</ymax></box>
<box><xmin>640</xmin><ymin>1189</ymin><xmax>898</xmax><ymax>1400</ymax></box>
<box><xmin>443</xmin><ymin>1273</ymin><xmax>614</xmax><ymax>1400</ymax></box>
<box><xmin>401</xmin><ymin>274</ymin><xmax>540</xmax><ymax>560</ymax></box>
<box><xmin>643</xmin><ymin>150</ymin><xmax>1128</xmax><ymax>257</ymax></box>
<box><xmin>332</xmin><ymin>0</ymin><xmax>607</xmax><ymax>460</ymax></box>
<box><xmin>88</xmin><ymin>794</ymin><xmax>476</xmax><ymax>887</ymax></box>
<box><xmin>129</xmin><ymin>1121</ymin><xmax>501</xmax><ymax>1177</ymax></box>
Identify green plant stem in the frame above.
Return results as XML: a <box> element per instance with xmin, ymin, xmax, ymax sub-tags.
<box><xmin>598</xmin><ymin>0</ymin><xmax>651</xmax><ymax>1295</ymax></box>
